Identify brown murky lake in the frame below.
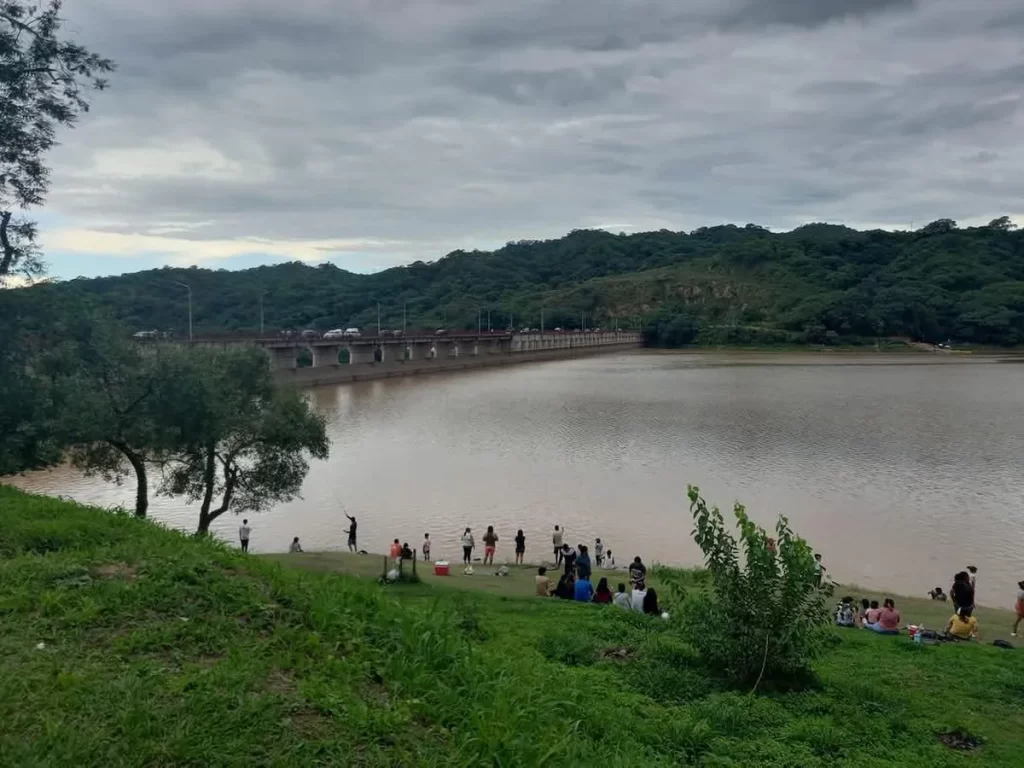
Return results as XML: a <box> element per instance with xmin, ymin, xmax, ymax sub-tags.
<box><xmin>12</xmin><ymin>352</ymin><xmax>1024</xmax><ymax>607</ymax></box>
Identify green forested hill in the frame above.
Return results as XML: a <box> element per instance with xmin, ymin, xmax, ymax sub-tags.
<box><xmin>15</xmin><ymin>220</ymin><xmax>1024</xmax><ymax>346</ymax></box>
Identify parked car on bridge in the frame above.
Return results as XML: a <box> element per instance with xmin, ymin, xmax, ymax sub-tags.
<box><xmin>300</xmin><ymin>329</ymin><xmax>320</xmax><ymax>340</ymax></box>
<box><xmin>435</xmin><ymin>329</ymin><xmax>447</xmax><ymax>335</ymax></box>
<box><xmin>132</xmin><ymin>330</ymin><xmax>159</xmax><ymax>339</ymax></box>
<box><xmin>343</xmin><ymin>328</ymin><xmax>361</xmax><ymax>337</ymax></box>
<box><xmin>323</xmin><ymin>329</ymin><xmax>346</xmax><ymax>340</ymax></box>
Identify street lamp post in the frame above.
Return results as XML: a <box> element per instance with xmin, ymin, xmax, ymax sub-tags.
<box><xmin>171</xmin><ymin>280</ymin><xmax>193</xmax><ymax>342</ymax></box>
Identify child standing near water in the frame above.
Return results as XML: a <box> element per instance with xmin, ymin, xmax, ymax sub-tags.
<box><xmin>422</xmin><ymin>533</ymin><xmax>431</xmax><ymax>563</ymax></box>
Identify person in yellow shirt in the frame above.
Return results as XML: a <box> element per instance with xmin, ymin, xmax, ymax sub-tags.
<box><xmin>945</xmin><ymin>607</ymin><xmax>979</xmax><ymax>641</ymax></box>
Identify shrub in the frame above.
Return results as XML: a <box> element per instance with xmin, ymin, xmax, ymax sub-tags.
<box><xmin>679</xmin><ymin>485</ymin><xmax>833</xmax><ymax>686</ymax></box>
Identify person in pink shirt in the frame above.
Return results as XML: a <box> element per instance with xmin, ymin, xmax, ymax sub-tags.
<box><xmin>868</xmin><ymin>598</ymin><xmax>901</xmax><ymax>635</ymax></box>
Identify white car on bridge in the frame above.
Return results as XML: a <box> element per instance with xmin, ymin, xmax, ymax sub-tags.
<box><xmin>322</xmin><ymin>329</ymin><xmax>346</xmax><ymax>340</ymax></box>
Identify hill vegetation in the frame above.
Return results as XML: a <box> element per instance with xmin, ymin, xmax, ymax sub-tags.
<box><xmin>16</xmin><ymin>218</ymin><xmax>1024</xmax><ymax>346</ymax></box>
<box><xmin>3</xmin><ymin>486</ymin><xmax>1024</xmax><ymax>766</ymax></box>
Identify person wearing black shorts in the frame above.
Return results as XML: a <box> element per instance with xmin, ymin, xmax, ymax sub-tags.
<box><xmin>515</xmin><ymin>529</ymin><xmax>526</xmax><ymax>565</ymax></box>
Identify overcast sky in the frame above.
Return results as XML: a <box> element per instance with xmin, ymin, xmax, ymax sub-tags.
<box><xmin>35</xmin><ymin>0</ymin><xmax>1024</xmax><ymax>278</ymax></box>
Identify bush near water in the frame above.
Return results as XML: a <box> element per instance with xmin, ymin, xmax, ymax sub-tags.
<box><xmin>3</xmin><ymin>486</ymin><xmax>1024</xmax><ymax>766</ymax></box>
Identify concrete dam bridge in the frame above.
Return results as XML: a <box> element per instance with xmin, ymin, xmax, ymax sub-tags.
<box><xmin>188</xmin><ymin>330</ymin><xmax>644</xmax><ymax>386</ymax></box>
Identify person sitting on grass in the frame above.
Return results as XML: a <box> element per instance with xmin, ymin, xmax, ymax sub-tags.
<box><xmin>868</xmin><ymin>598</ymin><xmax>901</xmax><ymax>634</ymax></box>
<box><xmin>554</xmin><ymin>572</ymin><xmax>575</xmax><ymax>600</ymax></box>
<box><xmin>401</xmin><ymin>542</ymin><xmax>413</xmax><ymax>560</ymax></box>
<box><xmin>1012</xmin><ymin>579</ymin><xmax>1024</xmax><ymax>637</ymax></box>
<box><xmin>864</xmin><ymin>599</ymin><xmax>881</xmax><ymax>627</ymax></box>
<box><xmin>574</xmin><ymin>575</ymin><xmax>594</xmax><ymax>602</ymax></box>
<box><xmin>593</xmin><ymin>577</ymin><xmax>613</xmax><ymax>604</ymax></box>
<box><xmin>535</xmin><ymin>566</ymin><xmax>553</xmax><ymax>596</ymax></box>
<box><xmin>642</xmin><ymin>588</ymin><xmax>661</xmax><ymax>616</ymax></box>
<box><xmin>834</xmin><ymin>596</ymin><xmax>857</xmax><ymax>627</ymax></box>
<box><xmin>613</xmin><ymin>582</ymin><xmax>631</xmax><ymax>610</ymax></box>
<box><xmin>858</xmin><ymin>598</ymin><xmax>871</xmax><ymax>627</ymax></box>
<box><xmin>630</xmin><ymin>583</ymin><xmax>647</xmax><ymax>613</ymax></box>
<box><xmin>946</xmin><ymin>606</ymin><xmax>980</xmax><ymax>641</ymax></box>
<box><xmin>289</xmin><ymin>536</ymin><xmax>303</xmax><ymax>553</ymax></box>
<box><xmin>929</xmin><ymin>586</ymin><xmax>948</xmax><ymax>601</ymax></box>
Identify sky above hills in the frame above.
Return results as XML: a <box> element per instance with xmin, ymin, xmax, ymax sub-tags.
<box><xmin>34</xmin><ymin>0</ymin><xmax>1024</xmax><ymax>279</ymax></box>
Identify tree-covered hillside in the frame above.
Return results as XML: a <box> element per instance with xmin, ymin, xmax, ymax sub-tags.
<box><xmin>15</xmin><ymin>219</ymin><xmax>1024</xmax><ymax>346</ymax></box>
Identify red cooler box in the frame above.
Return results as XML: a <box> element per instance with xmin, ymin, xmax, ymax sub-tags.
<box><xmin>434</xmin><ymin>561</ymin><xmax>450</xmax><ymax>576</ymax></box>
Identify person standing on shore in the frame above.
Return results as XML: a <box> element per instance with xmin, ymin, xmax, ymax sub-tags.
<box><xmin>483</xmin><ymin>526</ymin><xmax>498</xmax><ymax>565</ymax></box>
<box><xmin>951</xmin><ymin>571</ymin><xmax>975</xmax><ymax>612</ymax></box>
<box><xmin>594</xmin><ymin>538</ymin><xmax>604</xmax><ymax>568</ymax></box>
<box><xmin>422</xmin><ymin>533</ymin><xmax>431</xmax><ymax>563</ymax></box>
<box><xmin>1012</xmin><ymin>580</ymin><xmax>1024</xmax><ymax>637</ymax></box>
<box><xmin>552</xmin><ymin>525</ymin><xmax>564</xmax><ymax>566</ymax></box>
<box><xmin>289</xmin><ymin>536</ymin><xmax>303</xmax><ymax>553</ymax></box>
<box><xmin>576</xmin><ymin>544</ymin><xmax>591</xmax><ymax>581</ymax></box>
<box><xmin>813</xmin><ymin>554</ymin><xmax>825</xmax><ymax>587</ymax></box>
<box><xmin>461</xmin><ymin>527</ymin><xmax>475</xmax><ymax>565</ymax></box>
<box><xmin>390</xmin><ymin>539</ymin><xmax>402</xmax><ymax>563</ymax></box>
<box><xmin>560</xmin><ymin>543</ymin><xmax>577</xmax><ymax>576</ymax></box>
<box><xmin>514</xmin><ymin>529</ymin><xmax>526</xmax><ymax>565</ymax></box>
<box><xmin>345</xmin><ymin>513</ymin><xmax>357</xmax><ymax>553</ymax></box>
<box><xmin>629</xmin><ymin>556</ymin><xmax>647</xmax><ymax>589</ymax></box>
<box><xmin>239</xmin><ymin>520</ymin><xmax>251</xmax><ymax>552</ymax></box>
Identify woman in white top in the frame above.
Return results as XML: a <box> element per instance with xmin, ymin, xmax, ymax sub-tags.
<box><xmin>630</xmin><ymin>587</ymin><xmax>647</xmax><ymax>613</ymax></box>
<box><xmin>461</xmin><ymin>528</ymin><xmax>475</xmax><ymax>565</ymax></box>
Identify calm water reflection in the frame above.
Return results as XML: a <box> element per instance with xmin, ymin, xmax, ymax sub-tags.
<box><xmin>12</xmin><ymin>352</ymin><xmax>1024</xmax><ymax>607</ymax></box>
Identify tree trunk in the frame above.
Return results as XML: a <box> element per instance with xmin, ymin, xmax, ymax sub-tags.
<box><xmin>196</xmin><ymin>443</ymin><xmax>217</xmax><ymax>533</ymax></box>
<box><xmin>108</xmin><ymin>441</ymin><xmax>149</xmax><ymax>517</ymax></box>
<box><xmin>0</xmin><ymin>211</ymin><xmax>14</xmax><ymax>276</ymax></box>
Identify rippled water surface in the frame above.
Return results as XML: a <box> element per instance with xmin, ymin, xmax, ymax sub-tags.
<box><xmin>13</xmin><ymin>352</ymin><xmax>1024</xmax><ymax>607</ymax></box>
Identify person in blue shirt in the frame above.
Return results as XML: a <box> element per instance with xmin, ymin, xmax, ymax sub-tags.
<box><xmin>574</xmin><ymin>576</ymin><xmax>594</xmax><ymax>602</ymax></box>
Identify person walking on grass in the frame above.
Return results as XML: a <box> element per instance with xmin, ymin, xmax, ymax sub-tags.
<box><xmin>482</xmin><ymin>526</ymin><xmax>498</xmax><ymax>565</ymax></box>
<box><xmin>461</xmin><ymin>527</ymin><xmax>475</xmax><ymax>565</ymax></box>
<box><xmin>239</xmin><ymin>519</ymin><xmax>251</xmax><ymax>552</ymax></box>
<box><xmin>552</xmin><ymin>525</ymin><xmax>564</xmax><ymax>566</ymax></box>
<box><xmin>514</xmin><ymin>529</ymin><xmax>526</xmax><ymax>565</ymax></box>
<box><xmin>1013</xmin><ymin>580</ymin><xmax>1024</xmax><ymax>637</ymax></box>
<box><xmin>345</xmin><ymin>512</ymin><xmax>357</xmax><ymax>553</ymax></box>
<box><xmin>422</xmin><ymin>533</ymin><xmax>431</xmax><ymax>563</ymax></box>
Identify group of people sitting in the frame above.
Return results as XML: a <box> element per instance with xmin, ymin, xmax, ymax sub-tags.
<box><xmin>833</xmin><ymin>566</ymin><xmax>988</xmax><ymax>642</ymax></box>
<box><xmin>535</xmin><ymin>554</ymin><xmax>665</xmax><ymax>617</ymax></box>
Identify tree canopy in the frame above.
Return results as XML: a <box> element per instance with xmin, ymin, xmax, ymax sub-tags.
<box><xmin>1</xmin><ymin>0</ymin><xmax>114</xmax><ymax>280</ymax></box>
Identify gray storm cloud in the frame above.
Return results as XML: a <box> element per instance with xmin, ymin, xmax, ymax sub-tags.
<box><xmin>42</xmin><ymin>0</ymin><xmax>1024</xmax><ymax>272</ymax></box>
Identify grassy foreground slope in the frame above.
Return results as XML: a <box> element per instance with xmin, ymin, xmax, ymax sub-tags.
<box><xmin>3</xmin><ymin>487</ymin><xmax>1024</xmax><ymax>767</ymax></box>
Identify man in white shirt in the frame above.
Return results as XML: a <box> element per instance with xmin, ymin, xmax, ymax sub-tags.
<box><xmin>552</xmin><ymin>525</ymin><xmax>564</xmax><ymax>565</ymax></box>
<box><xmin>612</xmin><ymin>582</ymin><xmax>631</xmax><ymax>610</ymax></box>
<box><xmin>630</xmin><ymin>587</ymin><xmax>647</xmax><ymax>613</ymax></box>
<box><xmin>239</xmin><ymin>520</ymin><xmax>251</xmax><ymax>552</ymax></box>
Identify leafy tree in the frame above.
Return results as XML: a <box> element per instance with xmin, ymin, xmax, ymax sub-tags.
<box><xmin>918</xmin><ymin>219</ymin><xmax>957</xmax><ymax>235</ymax></box>
<box><xmin>678</xmin><ymin>485</ymin><xmax>833</xmax><ymax>687</ymax></box>
<box><xmin>157</xmin><ymin>348</ymin><xmax>329</xmax><ymax>533</ymax></box>
<box><xmin>1</xmin><ymin>0</ymin><xmax>114</xmax><ymax>280</ymax></box>
<box><xmin>987</xmin><ymin>216</ymin><xmax>1017</xmax><ymax>231</ymax></box>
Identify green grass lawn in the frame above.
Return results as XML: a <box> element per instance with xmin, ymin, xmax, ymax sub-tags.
<box><xmin>3</xmin><ymin>486</ymin><xmax>1024</xmax><ymax>766</ymax></box>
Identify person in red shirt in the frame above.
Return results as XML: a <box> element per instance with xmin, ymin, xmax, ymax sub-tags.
<box><xmin>868</xmin><ymin>598</ymin><xmax>901</xmax><ymax>635</ymax></box>
<box><xmin>389</xmin><ymin>539</ymin><xmax>402</xmax><ymax>560</ymax></box>
<box><xmin>593</xmin><ymin>577</ymin><xmax>613</xmax><ymax>604</ymax></box>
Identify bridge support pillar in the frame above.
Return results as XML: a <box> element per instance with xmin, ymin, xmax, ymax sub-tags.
<box><xmin>347</xmin><ymin>345</ymin><xmax>375</xmax><ymax>364</ymax></box>
<box><xmin>266</xmin><ymin>346</ymin><xmax>297</xmax><ymax>370</ymax></box>
<box><xmin>312</xmin><ymin>344</ymin><xmax>340</xmax><ymax>367</ymax></box>
<box><xmin>409</xmin><ymin>342</ymin><xmax>432</xmax><ymax>360</ymax></box>
<box><xmin>379</xmin><ymin>343</ymin><xmax>405</xmax><ymax>363</ymax></box>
